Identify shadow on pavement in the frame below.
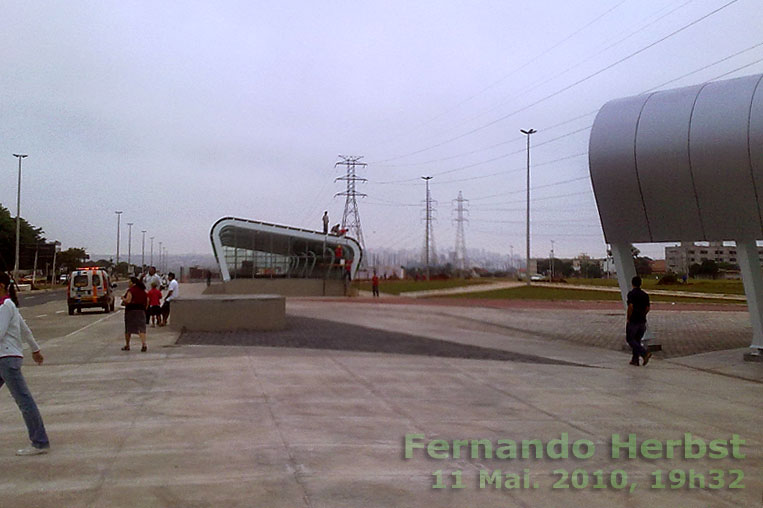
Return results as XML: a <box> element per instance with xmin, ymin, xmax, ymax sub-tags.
<box><xmin>177</xmin><ymin>315</ymin><xmax>591</xmax><ymax>367</ymax></box>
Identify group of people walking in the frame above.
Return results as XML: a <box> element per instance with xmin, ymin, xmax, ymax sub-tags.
<box><xmin>121</xmin><ymin>267</ymin><xmax>178</xmax><ymax>352</ymax></box>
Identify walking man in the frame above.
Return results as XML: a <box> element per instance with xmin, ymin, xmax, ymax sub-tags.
<box><xmin>626</xmin><ymin>276</ymin><xmax>652</xmax><ymax>366</ymax></box>
<box><xmin>371</xmin><ymin>271</ymin><xmax>380</xmax><ymax>298</ymax></box>
<box><xmin>322</xmin><ymin>211</ymin><xmax>329</xmax><ymax>234</ymax></box>
<box><xmin>159</xmin><ymin>272</ymin><xmax>179</xmax><ymax>327</ymax></box>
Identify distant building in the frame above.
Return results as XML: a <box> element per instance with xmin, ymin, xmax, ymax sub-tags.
<box><xmin>665</xmin><ymin>242</ymin><xmax>763</xmax><ymax>273</ymax></box>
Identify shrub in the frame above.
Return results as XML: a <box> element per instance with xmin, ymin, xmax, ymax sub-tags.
<box><xmin>657</xmin><ymin>274</ymin><xmax>679</xmax><ymax>285</ymax></box>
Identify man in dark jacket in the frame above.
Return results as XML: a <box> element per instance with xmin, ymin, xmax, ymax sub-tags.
<box><xmin>626</xmin><ymin>276</ymin><xmax>652</xmax><ymax>366</ymax></box>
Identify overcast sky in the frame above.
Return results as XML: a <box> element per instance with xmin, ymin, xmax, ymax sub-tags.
<box><xmin>2</xmin><ymin>0</ymin><xmax>762</xmax><ymax>261</ymax></box>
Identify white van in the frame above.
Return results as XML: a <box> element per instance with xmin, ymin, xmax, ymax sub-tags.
<box><xmin>67</xmin><ymin>267</ymin><xmax>116</xmax><ymax>315</ymax></box>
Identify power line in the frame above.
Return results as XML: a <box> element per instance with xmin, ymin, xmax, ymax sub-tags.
<box><xmin>374</xmin><ymin>110</ymin><xmax>597</xmax><ymax>170</ymax></box>
<box><xmin>643</xmin><ymin>42</ymin><xmax>763</xmax><ymax>93</ymax></box>
<box><xmin>371</xmin><ymin>126</ymin><xmax>592</xmax><ymax>185</ymax></box>
<box><xmin>370</xmin><ymin>45</ymin><xmax>762</xmax><ymax>187</ymax></box>
<box><xmin>369</xmin><ymin>0</ymin><xmax>738</xmax><ymax>165</ymax></box>
<box><xmin>371</xmin><ymin>0</ymin><xmax>628</xmax><ymax>151</ymax></box>
<box><xmin>415</xmin><ymin>0</ymin><xmax>698</xmax><ymax>147</ymax></box>
<box><xmin>435</xmin><ymin>153</ymin><xmax>587</xmax><ymax>185</ymax></box>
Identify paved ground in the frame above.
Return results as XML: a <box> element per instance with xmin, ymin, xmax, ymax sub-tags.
<box><xmin>315</xmin><ymin>296</ymin><xmax>752</xmax><ymax>359</ymax></box>
<box><xmin>0</xmin><ymin>290</ymin><xmax>759</xmax><ymax>507</ymax></box>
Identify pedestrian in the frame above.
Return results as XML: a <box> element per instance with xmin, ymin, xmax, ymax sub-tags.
<box><xmin>0</xmin><ymin>272</ymin><xmax>50</xmax><ymax>455</ymax></box>
<box><xmin>330</xmin><ymin>223</ymin><xmax>340</xmax><ymax>235</ymax></box>
<box><xmin>344</xmin><ymin>260</ymin><xmax>352</xmax><ymax>282</ymax></box>
<box><xmin>159</xmin><ymin>272</ymin><xmax>179</xmax><ymax>327</ymax></box>
<box><xmin>372</xmin><ymin>271</ymin><xmax>379</xmax><ymax>298</ymax></box>
<box><xmin>322</xmin><ymin>211</ymin><xmax>329</xmax><ymax>234</ymax></box>
<box><xmin>147</xmin><ymin>282</ymin><xmax>162</xmax><ymax>327</ymax></box>
<box><xmin>206</xmin><ymin>270</ymin><xmax>212</xmax><ymax>287</ymax></box>
<box><xmin>626</xmin><ymin>276</ymin><xmax>652</xmax><ymax>366</ymax></box>
<box><xmin>141</xmin><ymin>267</ymin><xmax>161</xmax><ymax>324</ymax></box>
<box><xmin>122</xmin><ymin>277</ymin><xmax>148</xmax><ymax>352</ymax></box>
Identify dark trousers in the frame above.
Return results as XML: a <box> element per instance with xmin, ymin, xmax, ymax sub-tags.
<box><xmin>161</xmin><ymin>301</ymin><xmax>171</xmax><ymax>322</ymax></box>
<box><xmin>372</xmin><ymin>285</ymin><xmax>379</xmax><ymax>297</ymax></box>
<box><xmin>626</xmin><ymin>321</ymin><xmax>647</xmax><ymax>363</ymax></box>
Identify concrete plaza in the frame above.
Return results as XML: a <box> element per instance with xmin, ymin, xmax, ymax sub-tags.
<box><xmin>0</xmin><ymin>290</ymin><xmax>760</xmax><ymax>507</ymax></box>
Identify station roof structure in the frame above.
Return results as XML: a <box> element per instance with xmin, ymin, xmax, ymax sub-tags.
<box><xmin>210</xmin><ymin>217</ymin><xmax>362</xmax><ymax>282</ymax></box>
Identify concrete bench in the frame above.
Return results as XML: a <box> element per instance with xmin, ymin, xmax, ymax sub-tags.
<box><xmin>169</xmin><ymin>294</ymin><xmax>286</xmax><ymax>332</ymax></box>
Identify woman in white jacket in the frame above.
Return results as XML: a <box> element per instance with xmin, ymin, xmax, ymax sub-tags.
<box><xmin>0</xmin><ymin>272</ymin><xmax>50</xmax><ymax>455</ymax></box>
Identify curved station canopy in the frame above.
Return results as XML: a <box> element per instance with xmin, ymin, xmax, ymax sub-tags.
<box><xmin>210</xmin><ymin>217</ymin><xmax>363</xmax><ymax>283</ymax></box>
<box><xmin>589</xmin><ymin>73</ymin><xmax>763</xmax><ymax>356</ymax></box>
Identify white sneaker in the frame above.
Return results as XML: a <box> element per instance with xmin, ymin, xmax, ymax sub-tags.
<box><xmin>16</xmin><ymin>446</ymin><xmax>49</xmax><ymax>456</ymax></box>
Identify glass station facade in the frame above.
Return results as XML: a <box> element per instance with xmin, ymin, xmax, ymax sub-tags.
<box><xmin>210</xmin><ymin>217</ymin><xmax>363</xmax><ymax>282</ymax></box>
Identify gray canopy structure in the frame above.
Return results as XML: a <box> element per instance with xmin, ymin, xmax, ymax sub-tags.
<box><xmin>589</xmin><ymin>73</ymin><xmax>763</xmax><ymax>356</ymax></box>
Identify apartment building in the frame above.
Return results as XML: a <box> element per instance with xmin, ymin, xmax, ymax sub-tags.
<box><xmin>665</xmin><ymin>241</ymin><xmax>763</xmax><ymax>273</ymax></box>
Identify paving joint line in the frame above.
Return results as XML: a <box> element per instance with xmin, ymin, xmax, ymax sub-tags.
<box><xmin>244</xmin><ymin>350</ymin><xmax>313</xmax><ymax>508</ymax></box>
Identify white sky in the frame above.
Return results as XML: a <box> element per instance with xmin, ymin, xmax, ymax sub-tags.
<box><xmin>1</xmin><ymin>0</ymin><xmax>762</xmax><ymax>260</ymax></box>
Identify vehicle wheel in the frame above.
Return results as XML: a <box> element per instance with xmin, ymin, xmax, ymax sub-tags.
<box><xmin>68</xmin><ymin>306</ymin><xmax>74</xmax><ymax>316</ymax></box>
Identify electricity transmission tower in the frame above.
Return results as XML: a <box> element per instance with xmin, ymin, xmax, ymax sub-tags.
<box><xmin>452</xmin><ymin>191</ymin><xmax>469</xmax><ymax>273</ymax></box>
<box><xmin>421</xmin><ymin>176</ymin><xmax>437</xmax><ymax>280</ymax></box>
<box><xmin>334</xmin><ymin>155</ymin><xmax>367</xmax><ymax>249</ymax></box>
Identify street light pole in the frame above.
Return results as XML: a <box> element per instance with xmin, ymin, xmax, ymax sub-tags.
<box><xmin>141</xmin><ymin>230</ymin><xmax>146</xmax><ymax>271</ymax></box>
<box><xmin>520</xmin><ymin>129</ymin><xmax>536</xmax><ymax>286</ymax></box>
<box><xmin>150</xmin><ymin>237</ymin><xmax>154</xmax><ymax>267</ymax></box>
<box><xmin>115</xmin><ymin>211</ymin><xmax>123</xmax><ymax>275</ymax></box>
<box><xmin>550</xmin><ymin>239</ymin><xmax>555</xmax><ymax>280</ymax></box>
<box><xmin>127</xmin><ymin>222</ymin><xmax>134</xmax><ymax>276</ymax></box>
<box><xmin>12</xmin><ymin>154</ymin><xmax>27</xmax><ymax>282</ymax></box>
<box><xmin>158</xmin><ymin>242</ymin><xmax>163</xmax><ymax>273</ymax></box>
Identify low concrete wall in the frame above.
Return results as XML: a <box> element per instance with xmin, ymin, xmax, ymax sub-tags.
<box><xmin>170</xmin><ymin>294</ymin><xmax>286</xmax><ymax>332</ymax></box>
<box><xmin>204</xmin><ymin>278</ymin><xmax>348</xmax><ymax>297</ymax></box>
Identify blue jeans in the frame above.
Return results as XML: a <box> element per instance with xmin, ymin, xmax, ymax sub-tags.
<box><xmin>626</xmin><ymin>322</ymin><xmax>647</xmax><ymax>364</ymax></box>
<box><xmin>0</xmin><ymin>357</ymin><xmax>49</xmax><ymax>449</ymax></box>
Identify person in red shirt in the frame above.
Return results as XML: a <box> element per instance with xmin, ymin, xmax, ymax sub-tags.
<box><xmin>146</xmin><ymin>282</ymin><xmax>162</xmax><ymax>327</ymax></box>
<box><xmin>371</xmin><ymin>272</ymin><xmax>379</xmax><ymax>298</ymax></box>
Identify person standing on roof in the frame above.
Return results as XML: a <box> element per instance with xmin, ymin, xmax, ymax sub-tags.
<box><xmin>322</xmin><ymin>211</ymin><xmax>329</xmax><ymax>234</ymax></box>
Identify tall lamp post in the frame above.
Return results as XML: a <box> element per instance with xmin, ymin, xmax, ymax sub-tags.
<box><xmin>11</xmin><ymin>154</ymin><xmax>27</xmax><ymax>282</ymax></box>
<box><xmin>141</xmin><ymin>230</ymin><xmax>146</xmax><ymax>271</ymax></box>
<box><xmin>520</xmin><ymin>129</ymin><xmax>536</xmax><ymax>286</ymax></box>
<box><xmin>115</xmin><ymin>211</ymin><xmax>123</xmax><ymax>275</ymax></box>
<box><xmin>158</xmin><ymin>241</ymin><xmax>163</xmax><ymax>273</ymax></box>
<box><xmin>150</xmin><ymin>237</ymin><xmax>155</xmax><ymax>267</ymax></box>
<box><xmin>127</xmin><ymin>222</ymin><xmax>134</xmax><ymax>276</ymax></box>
